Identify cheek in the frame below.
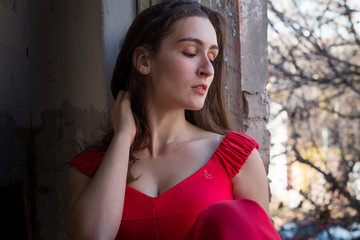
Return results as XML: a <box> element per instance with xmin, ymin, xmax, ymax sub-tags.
<box><xmin>164</xmin><ymin>61</ymin><xmax>182</xmax><ymax>77</ymax></box>
<box><xmin>207</xmin><ymin>76</ymin><xmax>215</xmax><ymax>90</ymax></box>
<box><xmin>153</xmin><ymin>58</ymin><xmax>191</xmax><ymax>86</ymax></box>
<box><xmin>152</xmin><ymin>55</ymin><xmax>176</xmax><ymax>77</ymax></box>
<box><xmin>209</xmin><ymin>76</ymin><xmax>214</xmax><ymax>85</ymax></box>
<box><xmin>162</xmin><ymin>55</ymin><xmax>188</xmax><ymax>75</ymax></box>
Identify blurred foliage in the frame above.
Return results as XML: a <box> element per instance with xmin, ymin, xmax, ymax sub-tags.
<box><xmin>268</xmin><ymin>0</ymin><xmax>360</xmax><ymax>227</ymax></box>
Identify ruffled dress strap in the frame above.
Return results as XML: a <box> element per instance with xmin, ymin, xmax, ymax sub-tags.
<box><xmin>215</xmin><ymin>131</ymin><xmax>259</xmax><ymax>179</ymax></box>
<box><xmin>70</xmin><ymin>150</ymin><xmax>105</xmax><ymax>178</ymax></box>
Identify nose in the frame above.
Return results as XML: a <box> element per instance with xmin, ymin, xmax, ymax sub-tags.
<box><xmin>197</xmin><ymin>55</ymin><xmax>214</xmax><ymax>78</ymax></box>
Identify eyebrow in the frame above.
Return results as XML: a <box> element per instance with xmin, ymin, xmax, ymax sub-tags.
<box><xmin>177</xmin><ymin>37</ymin><xmax>219</xmax><ymax>50</ymax></box>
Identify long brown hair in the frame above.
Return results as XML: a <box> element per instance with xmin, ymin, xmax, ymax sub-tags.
<box><xmin>96</xmin><ymin>0</ymin><xmax>230</xmax><ymax>182</ymax></box>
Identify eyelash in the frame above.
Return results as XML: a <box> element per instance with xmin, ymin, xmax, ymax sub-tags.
<box><xmin>182</xmin><ymin>52</ymin><xmax>216</xmax><ymax>64</ymax></box>
<box><xmin>183</xmin><ymin>52</ymin><xmax>196</xmax><ymax>57</ymax></box>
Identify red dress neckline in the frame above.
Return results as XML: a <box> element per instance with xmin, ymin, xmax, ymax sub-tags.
<box><xmin>125</xmin><ymin>131</ymin><xmax>231</xmax><ymax>199</ymax></box>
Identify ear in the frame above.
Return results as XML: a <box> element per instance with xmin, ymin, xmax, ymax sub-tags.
<box><xmin>132</xmin><ymin>47</ymin><xmax>151</xmax><ymax>75</ymax></box>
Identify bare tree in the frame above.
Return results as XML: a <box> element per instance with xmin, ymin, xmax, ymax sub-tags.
<box><xmin>268</xmin><ymin>0</ymin><xmax>360</xmax><ymax>227</ymax></box>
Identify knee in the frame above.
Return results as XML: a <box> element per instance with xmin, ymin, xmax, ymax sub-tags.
<box><xmin>198</xmin><ymin>199</ymin><xmax>247</xmax><ymax>224</ymax></box>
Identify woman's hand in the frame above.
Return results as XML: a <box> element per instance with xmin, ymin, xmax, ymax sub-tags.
<box><xmin>66</xmin><ymin>92</ymin><xmax>134</xmax><ymax>239</ymax></box>
<box><xmin>111</xmin><ymin>91</ymin><xmax>136</xmax><ymax>142</ymax></box>
<box><xmin>65</xmin><ymin>91</ymin><xmax>136</xmax><ymax>239</ymax></box>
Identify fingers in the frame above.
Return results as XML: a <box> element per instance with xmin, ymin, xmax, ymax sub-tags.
<box><xmin>111</xmin><ymin>91</ymin><xmax>135</xmax><ymax>136</ymax></box>
<box><xmin>112</xmin><ymin>91</ymin><xmax>127</xmax><ymax>116</ymax></box>
<box><xmin>111</xmin><ymin>91</ymin><xmax>132</xmax><ymax>118</ymax></box>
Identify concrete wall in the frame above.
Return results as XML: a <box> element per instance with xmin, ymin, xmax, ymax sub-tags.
<box><xmin>0</xmin><ymin>0</ymin><xmax>135</xmax><ymax>239</ymax></box>
<box><xmin>200</xmin><ymin>0</ymin><xmax>270</xmax><ymax>171</ymax></box>
<box><xmin>239</xmin><ymin>0</ymin><xmax>270</xmax><ymax>171</ymax></box>
<box><xmin>0</xmin><ymin>0</ymin><xmax>268</xmax><ymax>238</ymax></box>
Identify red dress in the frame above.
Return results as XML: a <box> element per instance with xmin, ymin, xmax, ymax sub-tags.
<box><xmin>71</xmin><ymin>131</ymin><xmax>281</xmax><ymax>240</ymax></box>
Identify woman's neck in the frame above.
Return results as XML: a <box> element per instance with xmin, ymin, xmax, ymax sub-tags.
<box><xmin>147</xmin><ymin>107</ymin><xmax>196</xmax><ymax>157</ymax></box>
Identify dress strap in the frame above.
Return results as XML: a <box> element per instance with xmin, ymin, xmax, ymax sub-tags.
<box><xmin>70</xmin><ymin>150</ymin><xmax>104</xmax><ymax>177</ymax></box>
<box><xmin>215</xmin><ymin>131</ymin><xmax>259</xmax><ymax>179</ymax></box>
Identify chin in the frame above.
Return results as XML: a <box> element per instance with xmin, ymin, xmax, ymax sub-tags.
<box><xmin>186</xmin><ymin>103</ymin><xmax>205</xmax><ymax>111</ymax></box>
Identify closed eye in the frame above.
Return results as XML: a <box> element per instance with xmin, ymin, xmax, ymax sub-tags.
<box><xmin>209</xmin><ymin>56</ymin><xmax>217</xmax><ymax>65</ymax></box>
<box><xmin>182</xmin><ymin>52</ymin><xmax>196</xmax><ymax>58</ymax></box>
<box><xmin>208</xmin><ymin>52</ymin><xmax>217</xmax><ymax>65</ymax></box>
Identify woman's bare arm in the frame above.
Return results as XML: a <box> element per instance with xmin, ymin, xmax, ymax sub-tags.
<box><xmin>65</xmin><ymin>92</ymin><xmax>136</xmax><ymax>240</ymax></box>
<box><xmin>231</xmin><ymin>149</ymin><xmax>270</xmax><ymax>215</ymax></box>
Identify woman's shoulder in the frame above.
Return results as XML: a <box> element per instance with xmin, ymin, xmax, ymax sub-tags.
<box><xmin>70</xmin><ymin>150</ymin><xmax>105</xmax><ymax>178</ymax></box>
<box><xmin>215</xmin><ymin>131</ymin><xmax>259</xmax><ymax>179</ymax></box>
<box><xmin>194</xmin><ymin>126</ymin><xmax>258</xmax><ymax>147</ymax></box>
<box><xmin>222</xmin><ymin>131</ymin><xmax>259</xmax><ymax>149</ymax></box>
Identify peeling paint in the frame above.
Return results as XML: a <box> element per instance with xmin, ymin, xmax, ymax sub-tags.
<box><xmin>215</xmin><ymin>0</ymin><xmax>222</xmax><ymax>8</ymax></box>
<box><xmin>32</xmin><ymin>100</ymin><xmax>109</xmax><ymax>240</ymax></box>
<box><xmin>231</xmin><ymin>19</ymin><xmax>236</xmax><ymax>37</ymax></box>
<box><xmin>224</xmin><ymin>56</ymin><xmax>228</xmax><ymax>62</ymax></box>
<box><xmin>239</xmin><ymin>0</ymin><xmax>267</xmax><ymax>94</ymax></box>
<box><xmin>226</xmin><ymin>0</ymin><xmax>232</xmax><ymax>17</ymax></box>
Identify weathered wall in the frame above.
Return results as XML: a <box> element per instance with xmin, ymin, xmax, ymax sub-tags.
<box><xmin>200</xmin><ymin>0</ymin><xmax>244</xmax><ymax>130</ymax></box>
<box><xmin>0</xmin><ymin>0</ymin><xmax>135</xmax><ymax>239</ymax></box>
<box><xmin>26</xmin><ymin>4</ymin><xmax>109</xmax><ymax>239</ymax></box>
<box><xmin>238</xmin><ymin>0</ymin><xmax>270</xmax><ymax>171</ymax></box>
<box><xmin>200</xmin><ymin>0</ymin><xmax>270</xmax><ymax>170</ymax></box>
<box><xmin>0</xmin><ymin>0</ymin><xmax>268</xmax><ymax>239</ymax></box>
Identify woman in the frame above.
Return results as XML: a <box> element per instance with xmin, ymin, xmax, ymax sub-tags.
<box><xmin>65</xmin><ymin>1</ymin><xmax>281</xmax><ymax>239</ymax></box>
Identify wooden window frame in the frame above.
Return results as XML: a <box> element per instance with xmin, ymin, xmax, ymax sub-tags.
<box><xmin>136</xmin><ymin>0</ymin><xmax>166</xmax><ymax>14</ymax></box>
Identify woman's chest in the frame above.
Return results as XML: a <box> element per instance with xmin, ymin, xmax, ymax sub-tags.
<box><xmin>118</xmin><ymin>160</ymin><xmax>234</xmax><ymax>240</ymax></box>
<box><xmin>128</xmin><ymin>139</ymin><xmax>220</xmax><ymax>197</ymax></box>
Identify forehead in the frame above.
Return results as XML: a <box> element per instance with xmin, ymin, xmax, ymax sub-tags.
<box><xmin>165</xmin><ymin>16</ymin><xmax>218</xmax><ymax>47</ymax></box>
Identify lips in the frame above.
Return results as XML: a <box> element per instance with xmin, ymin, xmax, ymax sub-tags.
<box><xmin>191</xmin><ymin>84</ymin><xmax>208</xmax><ymax>95</ymax></box>
<box><xmin>191</xmin><ymin>84</ymin><xmax>208</xmax><ymax>91</ymax></box>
